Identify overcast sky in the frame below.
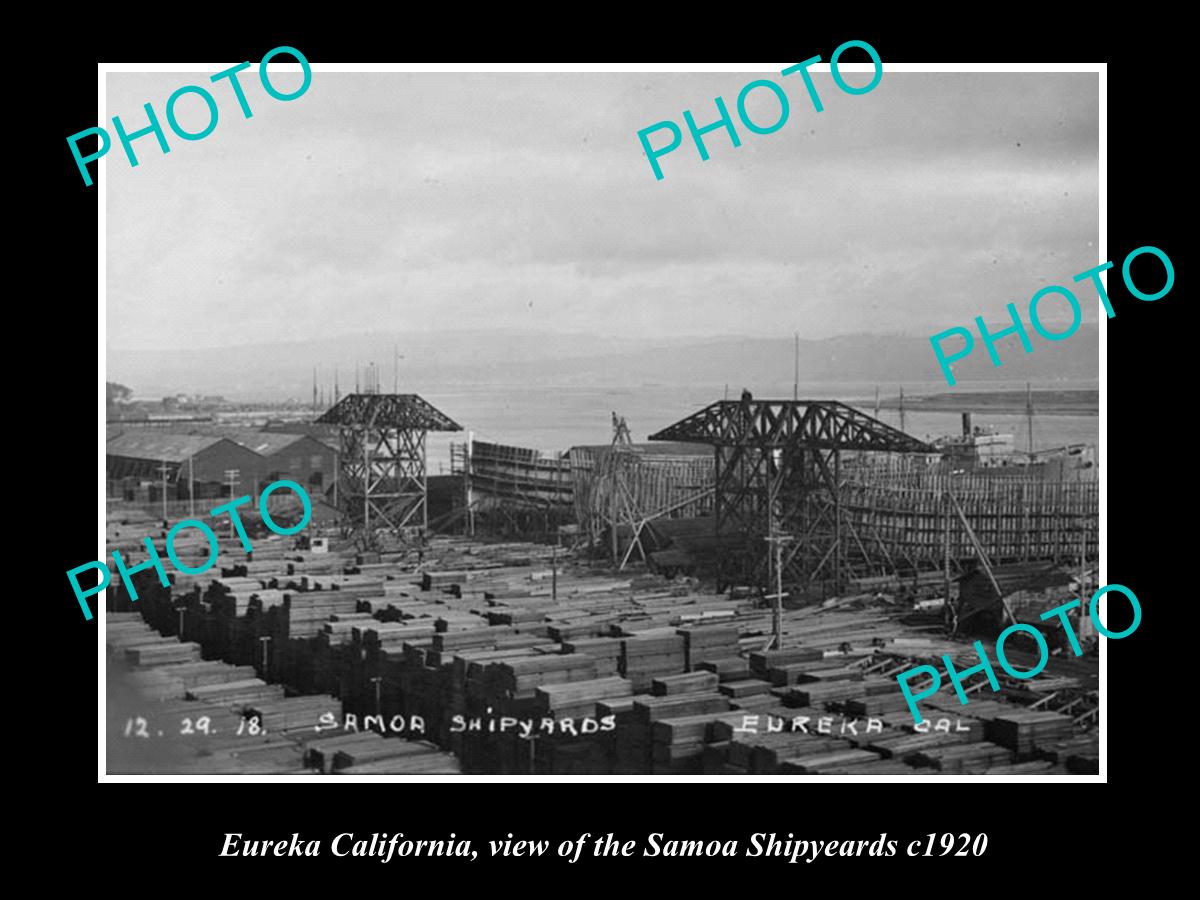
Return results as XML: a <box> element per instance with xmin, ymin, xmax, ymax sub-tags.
<box><xmin>106</xmin><ymin>69</ymin><xmax>1099</xmax><ymax>352</ymax></box>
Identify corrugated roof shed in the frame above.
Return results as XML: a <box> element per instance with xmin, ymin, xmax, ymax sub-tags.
<box><xmin>173</xmin><ymin>426</ymin><xmax>315</xmax><ymax>456</ymax></box>
<box><xmin>106</xmin><ymin>431</ymin><xmax>231</xmax><ymax>462</ymax></box>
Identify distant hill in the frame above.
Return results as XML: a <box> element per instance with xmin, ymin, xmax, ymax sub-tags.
<box><xmin>108</xmin><ymin>326</ymin><xmax>1100</xmax><ymax>400</ymax></box>
<box><xmin>881</xmin><ymin>389</ymin><xmax>1098</xmax><ymax>416</ymax></box>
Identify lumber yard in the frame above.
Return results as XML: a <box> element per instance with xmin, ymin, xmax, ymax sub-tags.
<box><xmin>106</xmin><ymin>528</ymin><xmax>1098</xmax><ymax>776</ymax></box>
<box><xmin>105</xmin><ymin>391</ymin><xmax>1099</xmax><ymax>776</ymax></box>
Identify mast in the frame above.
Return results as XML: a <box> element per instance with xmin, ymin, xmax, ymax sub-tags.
<box><xmin>1026</xmin><ymin>382</ymin><xmax>1035</xmax><ymax>455</ymax></box>
<box><xmin>793</xmin><ymin>332</ymin><xmax>799</xmax><ymax>401</ymax></box>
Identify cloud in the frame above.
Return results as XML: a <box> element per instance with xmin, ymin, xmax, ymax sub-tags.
<box><xmin>106</xmin><ymin>70</ymin><xmax>1099</xmax><ymax>350</ymax></box>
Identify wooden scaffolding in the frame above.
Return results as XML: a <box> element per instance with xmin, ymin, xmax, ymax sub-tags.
<box><xmin>317</xmin><ymin>393</ymin><xmax>461</xmax><ymax>548</ymax></box>
<box><xmin>649</xmin><ymin>394</ymin><xmax>934</xmax><ymax>592</ymax></box>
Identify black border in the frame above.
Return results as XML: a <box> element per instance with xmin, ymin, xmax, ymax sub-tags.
<box><xmin>42</xmin><ymin>17</ymin><xmax>1180</xmax><ymax>880</ymax></box>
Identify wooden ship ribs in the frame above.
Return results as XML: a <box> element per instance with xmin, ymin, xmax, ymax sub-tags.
<box><xmin>838</xmin><ymin>461</ymin><xmax>1097</xmax><ymax>577</ymax></box>
<box><xmin>449</xmin><ymin>396</ymin><xmax>1095</xmax><ymax>593</ymax></box>
<box><xmin>649</xmin><ymin>396</ymin><xmax>1097</xmax><ymax>592</ymax></box>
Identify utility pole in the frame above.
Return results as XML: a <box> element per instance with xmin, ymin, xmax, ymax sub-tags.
<box><xmin>764</xmin><ymin>534</ymin><xmax>792</xmax><ymax>651</ymax></box>
<box><xmin>258</xmin><ymin>635</ymin><xmax>272</xmax><ymax>678</ymax></box>
<box><xmin>157</xmin><ymin>460</ymin><xmax>171</xmax><ymax>522</ymax></box>
<box><xmin>371</xmin><ymin>676</ymin><xmax>383</xmax><ymax>720</ymax></box>
<box><xmin>363</xmin><ymin>429</ymin><xmax>371</xmax><ymax>532</ymax></box>
<box><xmin>793</xmin><ymin>332</ymin><xmax>799</xmax><ymax>402</ymax></box>
<box><xmin>943</xmin><ymin>492</ymin><xmax>953</xmax><ymax>632</ymax></box>
<box><xmin>1026</xmin><ymin>382</ymin><xmax>1035</xmax><ymax>455</ymax></box>
<box><xmin>466</xmin><ymin>431</ymin><xmax>475</xmax><ymax>538</ymax></box>
<box><xmin>223</xmin><ymin>470</ymin><xmax>240</xmax><ymax>540</ymax></box>
<box><xmin>1077</xmin><ymin>525</ymin><xmax>1093</xmax><ymax>639</ymax></box>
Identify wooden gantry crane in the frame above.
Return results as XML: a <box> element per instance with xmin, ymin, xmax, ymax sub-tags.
<box><xmin>649</xmin><ymin>393</ymin><xmax>934</xmax><ymax>593</ymax></box>
<box><xmin>317</xmin><ymin>393</ymin><xmax>461</xmax><ymax>550</ymax></box>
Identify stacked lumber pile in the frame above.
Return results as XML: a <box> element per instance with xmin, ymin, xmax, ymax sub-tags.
<box><xmin>985</xmin><ymin>710</ymin><xmax>1075</xmax><ymax>754</ymax></box>
<box><xmin>107</xmin><ymin>614</ymin><xmax>310</xmax><ymax>774</ymax></box>
<box><xmin>305</xmin><ymin>732</ymin><xmax>460</xmax><ymax>774</ymax></box>
<box><xmin>108</xmin><ymin>614</ymin><xmax>458</xmax><ymax>774</ymax></box>
<box><xmin>620</xmin><ymin>630</ymin><xmax>687</xmax><ymax>691</ymax></box>
<box><xmin>910</xmin><ymin>742</ymin><xmax>1015</xmax><ymax>772</ymax></box>
<box><xmin>781</xmin><ymin>676</ymin><xmax>895</xmax><ymax>708</ymax></box>
<box><xmin>678</xmin><ymin>624</ymin><xmax>741</xmax><ymax>670</ymax></box>
<box><xmin>719</xmin><ymin>729</ymin><xmax>850</xmax><ymax>774</ymax></box>
<box><xmin>777</xmin><ymin>749</ymin><xmax>889</xmax><ymax>773</ymax></box>
<box><xmin>983</xmin><ymin>760</ymin><xmax>1061</xmax><ymax>775</ymax></box>
<box><xmin>598</xmin><ymin>694</ymin><xmax>653</xmax><ymax>774</ymax></box>
<box><xmin>105</xmin><ymin>530</ymin><xmax>1101</xmax><ymax>776</ymax></box>
<box><xmin>631</xmin><ymin>691</ymin><xmax>733</xmax><ymax>774</ymax></box>
<box><xmin>563</xmin><ymin>637</ymin><xmax>623</xmax><ymax>677</ymax></box>
<box><xmin>1036</xmin><ymin>734</ymin><xmax>1100</xmax><ymax>773</ymax></box>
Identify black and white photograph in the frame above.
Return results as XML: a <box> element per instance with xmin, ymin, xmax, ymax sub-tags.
<box><xmin>99</xmin><ymin>62</ymin><xmax>1102</xmax><ymax>779</ymax></box>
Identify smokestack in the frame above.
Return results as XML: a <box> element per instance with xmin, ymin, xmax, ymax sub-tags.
<box><xmin>962</xmin><ymin>412</ymin><xmax>972</xmax><ymax>436</ymax></box>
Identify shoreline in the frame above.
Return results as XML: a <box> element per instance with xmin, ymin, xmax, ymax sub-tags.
<box><xmin>879</xmin><ymin>390</ymin><xmax>1098</xmax><ymax>418</ymax></box>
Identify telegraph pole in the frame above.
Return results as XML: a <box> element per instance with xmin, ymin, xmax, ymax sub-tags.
<box><xmin>764</xmin><ymin>533</ymin><xmax>792</xmax><ymax>651</ymax></box>
<box><xmin>1026</xmin><ymin>382</ymin><xmax>1035</xmax><ymax>455</ymax></box>
<box><xmin>793</xmin><ymin>332</ymin><xmax>799</xmax><ymax>401</ymax></box>
<box><xmin>157</xmin><ymin>460</ymin><xmax>171</xmax><ymax>522</ymax></box>
<box><xmin>223</xmin><ymin>469</ymin><xmax>240</xmax><ymax>540</ymax></box>
<box><xmin>258</xmin><ymin>635</ymin><xmax>272</xmax><ymax>678</ymax></box>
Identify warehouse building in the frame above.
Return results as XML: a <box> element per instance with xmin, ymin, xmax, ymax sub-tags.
<box><xmin>193</xmin><ymin>428</ymin><xmax>337</xmax><ymax>493</ymax></box>
<box><xmin>106</xmin><ymin>431</ymin><xmax>265</xmax><ymax>504</ymax></box>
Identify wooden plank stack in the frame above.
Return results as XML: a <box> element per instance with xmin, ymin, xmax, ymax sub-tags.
<box><xmin>910</xmin><ymin>741</ymin><xmax>1015</xmax><ymax>772</ymax></box>
<box><xmin>986</xmin><ymin>710</ymin><xmax>1076</xmax><ymax>754</ymax></box>
<box><xmin>620</xmin><ymin>630</ymin><xmax>687</xmax><ymax>691</ymax></box>
<box><xmin>677</xmin><ymin>624</ymin><xmax>741</xmax><ymax>670</ymax></box>
<box><xmin>105</xmin><ymin>530</ymin><xmax>1101</xmax><ymax>776</ymax></box>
